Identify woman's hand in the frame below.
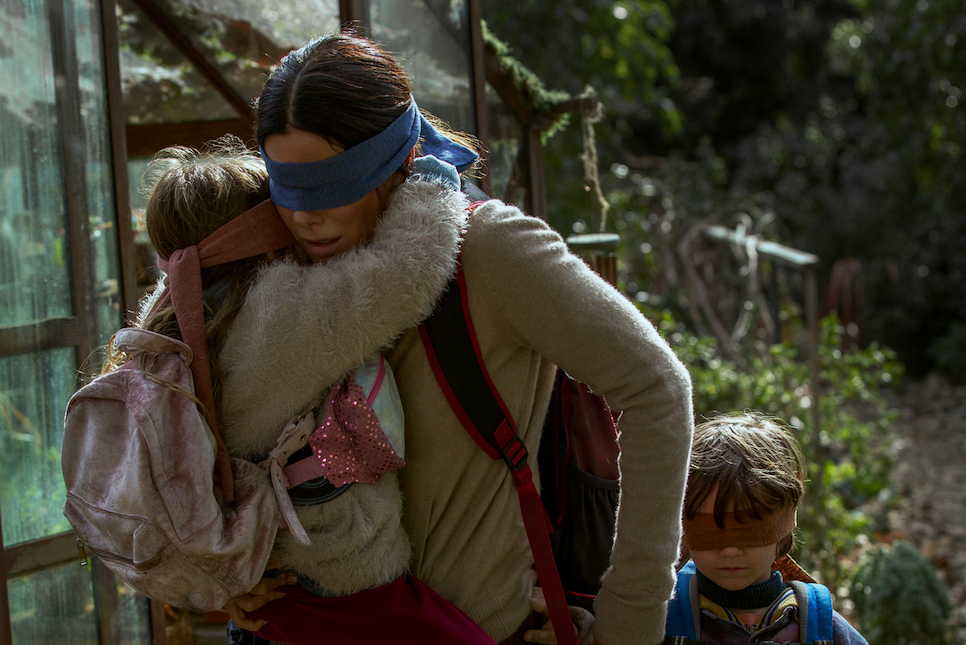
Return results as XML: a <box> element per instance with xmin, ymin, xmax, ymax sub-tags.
<box><xmin>524</xmin><ymin>586</ymin><xmax>557</xmax><ymax>643</ymax></box>
<box><xmin>222</xmin><ymin>571</ymin><xmax>298</xmax><ymax>632</ymax></box>
<box><xmin>524</xmin><ymin>587</ymin><xmax>596</xmax><ymax>645</ymax></box>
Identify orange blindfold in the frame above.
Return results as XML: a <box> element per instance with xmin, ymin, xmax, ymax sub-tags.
<box><xmin>682</xmin><ymin>506</ymin><xmax>796</xmax><ymax>551</ymax></box>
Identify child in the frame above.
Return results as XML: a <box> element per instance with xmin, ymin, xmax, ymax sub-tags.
<box><xmin>136</xmin><ymin>137</ymin><xmax>497</xmax><ymax>644</ymax></box>
<box><xmin>665</xmin><ymin>412</ymin><xmax>868</xmax><ymax>644</ymax></box>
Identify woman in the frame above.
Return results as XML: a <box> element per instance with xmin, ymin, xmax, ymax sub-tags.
<box><xmin>235</xmin><ymin>33</ymin><xmax>694</xmax><ymax>645</ymax></box>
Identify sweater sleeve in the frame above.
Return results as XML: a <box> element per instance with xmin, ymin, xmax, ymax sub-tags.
<box><xmin>460</xmin><ymin>201</ymin><xmax>694</xmax><ymax>645</ymax></box>
<box><xmin>833</xmin><ymin>611</ymin><xmax>869</xmax><ymax>645</ymax></box>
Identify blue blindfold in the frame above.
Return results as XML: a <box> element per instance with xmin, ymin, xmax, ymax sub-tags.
<box><xmin>261</xmin><ymin>98</ymin><xmax>478</xmax><ymax>211</ymax></box>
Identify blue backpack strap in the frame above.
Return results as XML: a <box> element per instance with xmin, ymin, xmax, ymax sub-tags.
<box><xmin>790</xmin><ymin>580</ymin><xmax>834</xmax><ymax>643</ymax></box>
<box><xmin>666</xmin><ymin>560</ymin><xmax>699</xmax><ymax>640</ymax></box>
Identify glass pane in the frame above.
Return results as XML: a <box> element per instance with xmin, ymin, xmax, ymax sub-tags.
<box><xmin>9</xmin><ymin>565</ymin><xmax>152</xmax><ymax>645</ymax></box>
<box><xmin>128</xmin><ymin>157</ymin><xmax>162</xmax><ymax>299</ymax></box>
<box><xmin>485</xmin><ymin>80</ymin><xmax>527</xmax><ymax>206</ymax></box>
<box><xmin>117</xmin><ymin>0</ymin><xmax>339</xmax><ymax>124</ymax></box>
<box><xmin>0</xmin><ymin>348</ymin><xmax>76</xmax><ymax>545</ymax></box>
<box><xmin>116</xmin><ymin>0</ymin><xmax>238</xmax><ymax>124</ymax></box>
<box><xmin>1</xmin><ymin>0</ymin><xmax>126</xmax><ymax>545</ymax></box>
<box><xmin>74</xmin><ymin>0</ymin><xmax>124</xmax><ymax>345</ymax></box>
<box><xmin>8</xmin><ymin>562</ymin><xmax>98</xmax><ymax>645</ymax></box>
<box><xmin>0</xmin><ymin>0</ymin><xmax>72</xmax><ymax>326</ymax></box>
<box><xmin>116</xmin><ymin>582</ymin><xmax>152</xmax><ymax>645</ymax></box>
<box><xmin>370</xmin><ymin>0</ymin><xmax>475</xmax><ymax>134</ymax></box>
<box><xmin>180</xmin><ymin>0</ymin><xmax>340</xmax><ymax>51</ymax></box>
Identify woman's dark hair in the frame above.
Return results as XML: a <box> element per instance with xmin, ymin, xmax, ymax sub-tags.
<box><xmin>256</xmin><ymin>34</ymin><xmax>411</xmax><ymax>150</ymax></box>
<box><xmin>256</xmin><ymin>33</ymin><xmax>482</xmax><ymax>169</ymax></box>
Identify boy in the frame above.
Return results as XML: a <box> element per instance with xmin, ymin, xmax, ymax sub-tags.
<box><xmin>665</xmin><ymin>412</ymin><xmax>867</xmax><ymax>644</ymax></box>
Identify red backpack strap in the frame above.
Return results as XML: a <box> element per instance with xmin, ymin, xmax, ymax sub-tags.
<box><xmin>419</xmin><ymin>258</ymin><xmax>579</xmax><ymax>645</ymax></box>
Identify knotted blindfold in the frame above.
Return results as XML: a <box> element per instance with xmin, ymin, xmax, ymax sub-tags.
<box><xmin>157</xmin><ymin>201</ymin><xmax>296</xmax><ymax>502</ymax></box>
<box><xmin>682</xmin><ymin>506</ymin><xmax>797</xmax><ymax>551</ymax></box>
<box><xmin>261</xmin><ymin>97</ymin><xmax>478</xmax><ymax>211</ymax></box>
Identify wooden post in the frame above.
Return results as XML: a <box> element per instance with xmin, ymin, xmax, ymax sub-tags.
<box><xmin>0</xmin><ymin>503</ymin><xmax>13</xmax><ymax>645</ymax></box>
<box><xmin>565</xmin><ymin>233</ymin><xmax>620</xmax><ymax>287</ymax></box>
<box><xmin>99</xmin><ymin>0</ymin><xmax>138</xmax><ymax>323</ymax></box>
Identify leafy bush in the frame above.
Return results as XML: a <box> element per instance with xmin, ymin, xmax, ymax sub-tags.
<box><xmin>850</xmin><ymin>540</ymin><xmax>952</xmax><ymax>645</ymax></box>
<box><xmin>646</xmin><ymin>306</ymin><xmax>901</xmax><ymax>587</ymax></box>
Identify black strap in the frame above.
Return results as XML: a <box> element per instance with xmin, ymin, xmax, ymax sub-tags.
<box><xmin>460</xmin><ymin>177</ymin><xmax>490</xmax><ymax>202</ymax></box>
<box><xmin>419</xmin><ymin>201</ymin><xmax>579</xmax><ymax>645</ymax></box>
<box><xmin>421</xmin><ymin>275</ymin><xmax>508</xmax><ymax>452</ymax></box>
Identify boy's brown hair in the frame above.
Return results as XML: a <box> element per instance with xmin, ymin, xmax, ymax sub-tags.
<box><xmin>685</xmin><ymin>412</ymin><xmax>806</xmax><ymax>557</ymax></box>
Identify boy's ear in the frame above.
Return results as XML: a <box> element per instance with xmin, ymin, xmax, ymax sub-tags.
<box><xmin>776</xmin><ymin>532</ymin><xmax>795</xmax><ymax>559</ymax></box>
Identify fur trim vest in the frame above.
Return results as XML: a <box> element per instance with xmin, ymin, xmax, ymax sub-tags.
<box><xmin>217</xmin><ymin>178</ymin><xmax>467</xmax><ymax>594</ymax></box>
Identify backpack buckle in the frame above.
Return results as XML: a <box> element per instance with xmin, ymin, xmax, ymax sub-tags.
<box><xmin>498</xmin><ymin>433</ymin><xmax>529</xmax><ymax>472</ymax></box>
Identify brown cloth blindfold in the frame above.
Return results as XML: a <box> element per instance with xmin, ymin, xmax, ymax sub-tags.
<box><xmin>682</xmin><ymin>506</ymin><xmax>796</xmax><ymax>551</ymax></box>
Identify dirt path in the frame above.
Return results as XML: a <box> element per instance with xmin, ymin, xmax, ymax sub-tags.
<box><xmin>886</xmin><ymin>374</ymin><xmax>966</xmax><ymax>641</ymax></box>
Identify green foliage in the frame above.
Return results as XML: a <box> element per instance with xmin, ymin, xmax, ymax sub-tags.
<box><xmin>482</xmin><ymin>0</ymin><xmax>683</xmax><ymax>235</ymax></box>
<box><xmin>480</xmin><ymin>21</ymin><xmax>571</xmax><ymax>114</ymax></box>
<box><xmin>647</xmin><ymin>307</ymin><xmax>901</xmax><ymax>586</ymax></box>
<box><xmin>482</xmin><ymin>0</ymin><xmax>680</xmax><ymax>122</ymax></box>
<box><xmin>656</xmin><ymin>0</ymin><xmax>966</xmax><ymax>378</ymax></box>
<box><xmin>850</xmin><ymin>540</ymin><xmax>952</xmax><ymax>645</ymax></box>
<box><xmin>604</xmin><ymin>139</ymin><xmax>777</xmax><ymax>318</ymax></box>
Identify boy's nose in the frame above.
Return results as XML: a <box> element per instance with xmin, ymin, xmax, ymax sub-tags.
<box><xmin>720</xmin><ymin>546</ymin><xmax>742</xmax><ymax>557</ymax></box>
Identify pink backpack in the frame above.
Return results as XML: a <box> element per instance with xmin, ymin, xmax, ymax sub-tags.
<box><xmin>62</xmin><ymin>327</ymin><xmax>283</xmax><ymax>611</ymax></box>
<box><xmin>62</xmin><ymin>201</ymin><xmax>302</xmax><ymax>611</ymax></box>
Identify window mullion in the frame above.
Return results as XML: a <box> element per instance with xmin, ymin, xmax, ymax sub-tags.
<box><xmin>48</xmin><ymin>0</ymin><xmax>97</xmax><ymax>373</ymax></box>
<box><xmin>1</xmin><ymin>503</ymin><xmax>13</xmax><ymax>645</ymax></box>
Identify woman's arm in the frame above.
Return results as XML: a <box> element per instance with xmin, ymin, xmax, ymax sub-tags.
<box><xmin>460</xmin><ymin>201</ymin><xmax>693</xmax><ymax>645</ymax></box>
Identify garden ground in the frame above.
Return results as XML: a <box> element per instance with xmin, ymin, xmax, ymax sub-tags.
<box><xmin>885</xmin><ymin>373</ymin><xmax>966</xmax><ymax>641</ymax></box>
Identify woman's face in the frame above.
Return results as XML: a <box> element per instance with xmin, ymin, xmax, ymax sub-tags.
<box><xmin>263</xmin><ymin>129</ymin><xmax>383</xmax><ymax>264</ymax></box>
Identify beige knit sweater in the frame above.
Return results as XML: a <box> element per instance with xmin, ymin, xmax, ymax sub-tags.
<box><xmin>386</xmin><ymin>198</ymin><xmax>693</xmax><ymax>645</ymax></box>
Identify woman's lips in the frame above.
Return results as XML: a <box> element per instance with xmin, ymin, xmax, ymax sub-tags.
<box><xmin>302</xmin><ymin>237</ymin><xmax>340</xmax><ymax>259</ymax></box>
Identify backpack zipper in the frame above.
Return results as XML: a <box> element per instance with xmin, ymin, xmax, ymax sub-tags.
<box><xmin>76</xmin><ymin>538</ymin><xmax>165</xmax><ymax>571</ymax></box>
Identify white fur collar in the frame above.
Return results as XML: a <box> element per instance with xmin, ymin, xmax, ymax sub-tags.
<box><xmin>219</xmin><ymin>179</ymin><xmax>469</xmax><ymax>458</ymax></box>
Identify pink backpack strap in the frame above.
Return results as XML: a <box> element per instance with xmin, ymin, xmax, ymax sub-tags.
<box><xmin>158</xmin><ymin>199</ymin><xmax>296</xmax><ymax>502</ymax></box>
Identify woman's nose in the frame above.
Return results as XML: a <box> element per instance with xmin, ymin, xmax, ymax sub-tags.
<box><xmin>292</xmin><ymin>209</ymin><xmax>322</xmax><ymax>227</ymax></box>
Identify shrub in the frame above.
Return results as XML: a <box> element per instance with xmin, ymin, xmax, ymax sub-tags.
<box><xmin>850</xmin><ymin>540</ymin><xmax>952</xmax><ymax>645</ymax></box>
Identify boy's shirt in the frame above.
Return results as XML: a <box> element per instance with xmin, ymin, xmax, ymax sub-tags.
<box><xmin>694</xmin><ymin>588</ymin><xmax>868</xmax><ymax>645</ymax></box>
<box><xmin>698</xmin><ymin>586</ymin><xmax>803</xmax><ymax>643</ymax></box>
<box><xmin>700</xmin><ymin>586</ymin><xmax>797</xmax><ymax>633</ymax></box>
